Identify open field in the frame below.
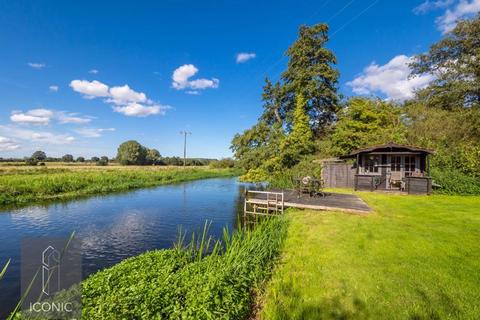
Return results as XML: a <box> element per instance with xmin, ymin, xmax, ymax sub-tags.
<box><xmin>260</xmin><ymin>192</ymin><xmax>480</xmax><ymax>319</ymax></box>
<box><xmin>0</xmin><ymin>166</ymin><xmax>239</xmax><ymax>207</ymax></box>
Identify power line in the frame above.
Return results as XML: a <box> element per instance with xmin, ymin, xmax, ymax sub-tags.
<box><xmin>236</xmin><ymin>0</ymin><xmax>380</xmax><ymax>102</ymax></box>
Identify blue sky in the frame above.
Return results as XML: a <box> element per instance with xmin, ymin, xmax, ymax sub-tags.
<box><xmin>1</xmin><ymin>0</ymin><xmax>479</xmax><ymax>159</ymax></box>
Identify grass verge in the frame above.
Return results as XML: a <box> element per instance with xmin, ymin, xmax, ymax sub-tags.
<box><xmin>0</xmin><ymin>167</ymin><xmax>239</xmax><ymax>207</ymax></box>
<box><xmin>260</xmin><ymin>193</ymin><xmax>480</xmax><ymax>319</ymax></box>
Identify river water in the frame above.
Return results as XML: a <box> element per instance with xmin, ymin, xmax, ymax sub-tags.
<box><xmin>0</xmin><ymin>177</ymin><xmax>249</xmax><ymax>317</ymax></box>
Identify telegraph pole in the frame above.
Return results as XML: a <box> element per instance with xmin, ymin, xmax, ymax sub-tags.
<box><xmin>180</xmin><ymin>131</ymin><xmax>191</xmax><ymax>167</ymax></box>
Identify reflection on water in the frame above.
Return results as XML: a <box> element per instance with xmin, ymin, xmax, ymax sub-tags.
<box><xmin>0</xmin><ymin>177</ymin><xmax>249</xmax><ymax>318</ymax></box>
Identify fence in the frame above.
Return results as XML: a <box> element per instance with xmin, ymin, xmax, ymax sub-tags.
<box><xmin>321</xmin><ymin>162</ymin><xmax>356</xmax><ymax>189</ymax></box>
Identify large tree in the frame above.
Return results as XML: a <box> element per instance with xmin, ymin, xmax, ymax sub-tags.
<box><xmin>410</xmin><ymin>14</ymin><xmax>480</xmax><ymax>109</ymax></box>
<box><xmin>31</xmin><ymin>150</ymin><xmax>46</xmax><ymax>161</ymax></box>
<box><xmin>117</xmin><ymin>140</ymin><xmax>147</xmax><ymax>165</ymax></box>
<box><xmin>231</xmin><ymin>23</ymin><xmax>339</xmax><ymax>173</ymax></box>
<box><xmin>281</xmin><ymin>23</ymin><xmax>340</xmax><ymax>135</ymax></box>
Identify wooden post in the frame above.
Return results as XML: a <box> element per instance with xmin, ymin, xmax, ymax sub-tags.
<box><xmin>427</xmin><ymin>155</ymin><xmax>430</xmax><ymax>176</ymax></box>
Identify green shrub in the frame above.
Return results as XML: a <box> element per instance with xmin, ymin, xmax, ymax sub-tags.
<box><xmin>209</xmin><ymin>158</ymin><xmax>236</xmax><ymax>169</ymax></box>
<box><xmin>80</xmin><ymin>217</ymin><xmax>287</xmax><ymax>319</ymax></box>
<box><xmin>431</xmin><ymin>167</ymin><xmax>480</xmax><ymax>195</ymax></box>
<box><xmin>268</xmin><ymin>157</ymin><xmax>323</xmax><ymax>189</ymax></box>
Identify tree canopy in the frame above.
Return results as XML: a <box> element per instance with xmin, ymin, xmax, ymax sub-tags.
<box><xmin>117</xmin><ymin>140</ymin><xmax>147</xmax><ymax>165</ymax></box>
<box><xmin>410</xmin><ymin>14</ymin><xmax>480</xmax><ymax>109</ymax></box>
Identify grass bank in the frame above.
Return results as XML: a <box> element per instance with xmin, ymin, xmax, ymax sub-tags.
<box><xmin>0</xmin><ymin>167</ymin><xmax>239</xmax><ymax>207</ymax></box>
<box><xmin>260</xmin><ymin>193</ymin><xmax>480</xmax><ymax>319</ymax></box>
<box><xmin>18</xmin><ymin>217</ymin><xmax>287</xmax><ymax>319</ymax></box>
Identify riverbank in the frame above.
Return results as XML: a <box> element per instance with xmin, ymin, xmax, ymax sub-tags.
<box><xmin>259</xmin><ymin>192</ymin><xmax>480</xmax><ymax>319</ymax></box>
<box><xmin>0</xmin><ymin>166</ymin><xmax>239</xmax><ymax>207</ymax></box>
<box><xmin>16</xmin><ymin>217</ymin><xmax>287</xmax><ymax>319</ymax></box>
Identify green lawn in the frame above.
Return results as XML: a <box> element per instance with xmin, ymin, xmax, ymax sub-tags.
<box><xmin>260</xmin><ymin>192</ymin><xmax>480</xmax><ymax>319</ymax></box>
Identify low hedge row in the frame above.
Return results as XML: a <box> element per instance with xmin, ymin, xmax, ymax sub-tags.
<box><xmin>431</xmin><ymin>167</ymin><xmax>480</xmax><ymax>195</ymax></box>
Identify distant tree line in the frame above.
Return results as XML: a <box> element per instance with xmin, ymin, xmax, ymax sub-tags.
<box><xmin>1</xmin><ymin>140</ymin><xmax>225</xmax><ymax>167</ymax></box>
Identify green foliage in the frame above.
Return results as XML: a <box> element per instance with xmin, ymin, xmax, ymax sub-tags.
<box><xmin>146</xmin><ymin>148</ymin><xmax>161</xmax><ymax>165</ymax></box>
<box><xmin>410</xmin><ymin>14</ymin><xmax>480</xmax><ymax>109</ymax></box>
<box><xmin>76</xmin><ymin>156</ymin><xmax>85</xmax><ymax>162</ymax></box>
<box><xmin>279</xmin><ymin>94</ymin><xmax>315</xmax><ymax>167</ymax></box>
<box><xmin>24</xmin><ymin>158</ymin><xmax>38</xmax><ymax>166</ymax></box>
<box><xmin>268</xmin><ymin>157</ymin><xmax>322</xmax><ymax>189</ymax></box>
<box><xmin>90</xmin><ymin>156</ymin><xmax>100</xmax><ymax>162</ymax></box>
<box><xmin>79</xmin><ymin>217</ymin><xmax>287</xmax><ymax>319</ymax></box>
<box><xmin>405</xmin><ymin>103</ymin><xmax>480</xmax><ymax>179</ymax></box>
<box><xmin>431</xmin><ymin>167</ymin><xmax>480</xmax><ymax>195</ymax></box>
<box><xmin>282</xmin><ymin>23</ymin><xmax>340</xmax><ymax>135</ymax></box>
<box><xmin>324</xmin><ymin>97</ymin><xmax>407</xmax><ymax>156</ymax></box>
<box><xmin>209</xmin><ymin>158</ymin><xmax>236</xmax><ymax>169</ymax></box>
<box><xmin>231</xmin><ymin>122</ymin><xmax>284</xmax><ymax>172</ymax></box>
<box><xmin>96</xmin><ymin>159</ymin><xmax>108</xmax><ymax>166</ymax></box>
<box><xmin>62</xmin><ymin>154</ymin><xmax>74</xmax><ymax>162</ymax></box>
<box><xmin>116</xmin><ymin>140</ymin><xmax>147</xmax><ymax>165</ymax></box>
<box><xmin>232</xmin><ymin>23</ymin><xmax>339</xmax><ymax>178</ymax></box>
<box><xmin>239</xmin><ymin>168</ymin><xmax>270</xmax><ymax>183</ymax></box>
<box><xmin>31</xmin><ymin>151</ymin><xmax>46</xmax><ymax>161</ymax></box>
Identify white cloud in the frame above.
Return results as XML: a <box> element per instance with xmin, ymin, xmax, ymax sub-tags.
<box><xmin>172</xmin><ymin>64</ymin><xmax>219</xmax><ymax>91</ymax></box>
<box><xmin>436</xmin><ymin>0</ymin><xmax>480</xmax><ymax>33</ymax></box>
<box><xmin>0</xmin><ymin>125</ymin><xmax>75</xmax><ymax>144</ymax></box>
<box><xmin>69</xmin><ymin>80</ymin><xmax>110</xmax><ymax>99</ymax></box>
<box><xmin>0</xmin><ymin>136</ymin><xmax>20</xmax><ymax>151</ymax></box>
<box><xmin>236</xmin><ymin>52</ymin><xmax>256</xmax><ymax>63</ymax></box>
<box><xmin>10</xmin><ymin>109</ymin><xmax>92</xmax><ymax>125</ymax></box>
<box><xmin>347</xmin><ymin>55</ymin><xmax>435</xmax><ymax>101</ymax></box>
<box><xmin>112</xmin><ymin>103</ymin><xmax>168</xmax><ymax>117</ymax></box>
<box><xmin>108</xmin><ymin>85</ymin><xmax>147</xmax><ymax>105</ymax></box>
<box><xmin>49</xmin><ymin>85</ymin><xmax>59</xmax><ymax>92</ymax></box>
<box><xmin>28</xmin><ymin>62</ymin><xmax>46</xmax><ymax>69</ymax></box>
<box><xmin>88</xmin><ymin>69</ymin><xmax>99</xmax><ymax>74</ymax></box>
<box><xmin>56</xmin><ymin>112</ymin><xmax>92</xmax><ymax>124</ymax></box>
<box><xmin>10</xmin><ymin>108</ymin><xmax>54</xmax><ymax>125</ymax></box>
<box><xmin>70</xmin><ymin>79</ymin><xmax>168</xmax><ymax>117</ymax></box>
<box><xmin>75</xmin><ymin>127</ymin><xmax>115</xmax><ymax>138</ymax></box>
<box><xmin>413</xmin><ymin>0</ymin><xmax>454</xmax><ymax>14</ymax></box>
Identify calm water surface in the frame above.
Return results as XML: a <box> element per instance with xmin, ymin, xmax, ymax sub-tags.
<box><xmin>0</xmin><ymin>177</ymin><xmax>249</xmax><ymax>317</ymax></box>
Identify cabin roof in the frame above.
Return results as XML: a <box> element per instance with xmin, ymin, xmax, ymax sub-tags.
<box><xmin>342</xmin><ymin>143</ymin><xmax>435</xmax><ymax>158</ymax></box>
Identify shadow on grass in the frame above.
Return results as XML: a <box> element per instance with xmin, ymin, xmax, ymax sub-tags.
<box><xmin>265</xmin><ymin>281</ymin><xmax>369</xmax><ymax>320</ymax></box>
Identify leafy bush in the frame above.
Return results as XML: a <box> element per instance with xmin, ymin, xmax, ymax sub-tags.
<box><xmin>79</xmin><ymin>217</ymin><xmax>287</xmax><ymax>319</ymax></box>
<box><xmin>95</xmin><ymin>159</ymin><xmax>108</xmax><ymax>166</ymax></box>
<box><xmin>209</xmin><ymin>158</ymin><xmax>236</xmax><ymax>169</ymax></box>
<box><xmin>431</xmin><ymin>167</ymin><xmax>480</xmax><ymax>195</ymax></box>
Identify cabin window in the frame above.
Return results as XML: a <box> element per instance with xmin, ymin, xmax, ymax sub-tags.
<box><xmin>365</xmin><ymin>155</ymin><xmax>380</xmax><ymax>173</ymax></box>
<box><xmin>391</xmin><ymin>156</ymin><xmax>401</xmax><ymax>172</ymax></box>
<box><xmin>405</xmin><ymin>155</ymin><xmax>416</xmax><ymax>174</ymax></box>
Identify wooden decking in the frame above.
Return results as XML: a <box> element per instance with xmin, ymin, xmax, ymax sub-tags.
<box><xmin>245</xmin><ymin>189</ymin><xmax>371</xmax><ymax>215</ymax></box>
